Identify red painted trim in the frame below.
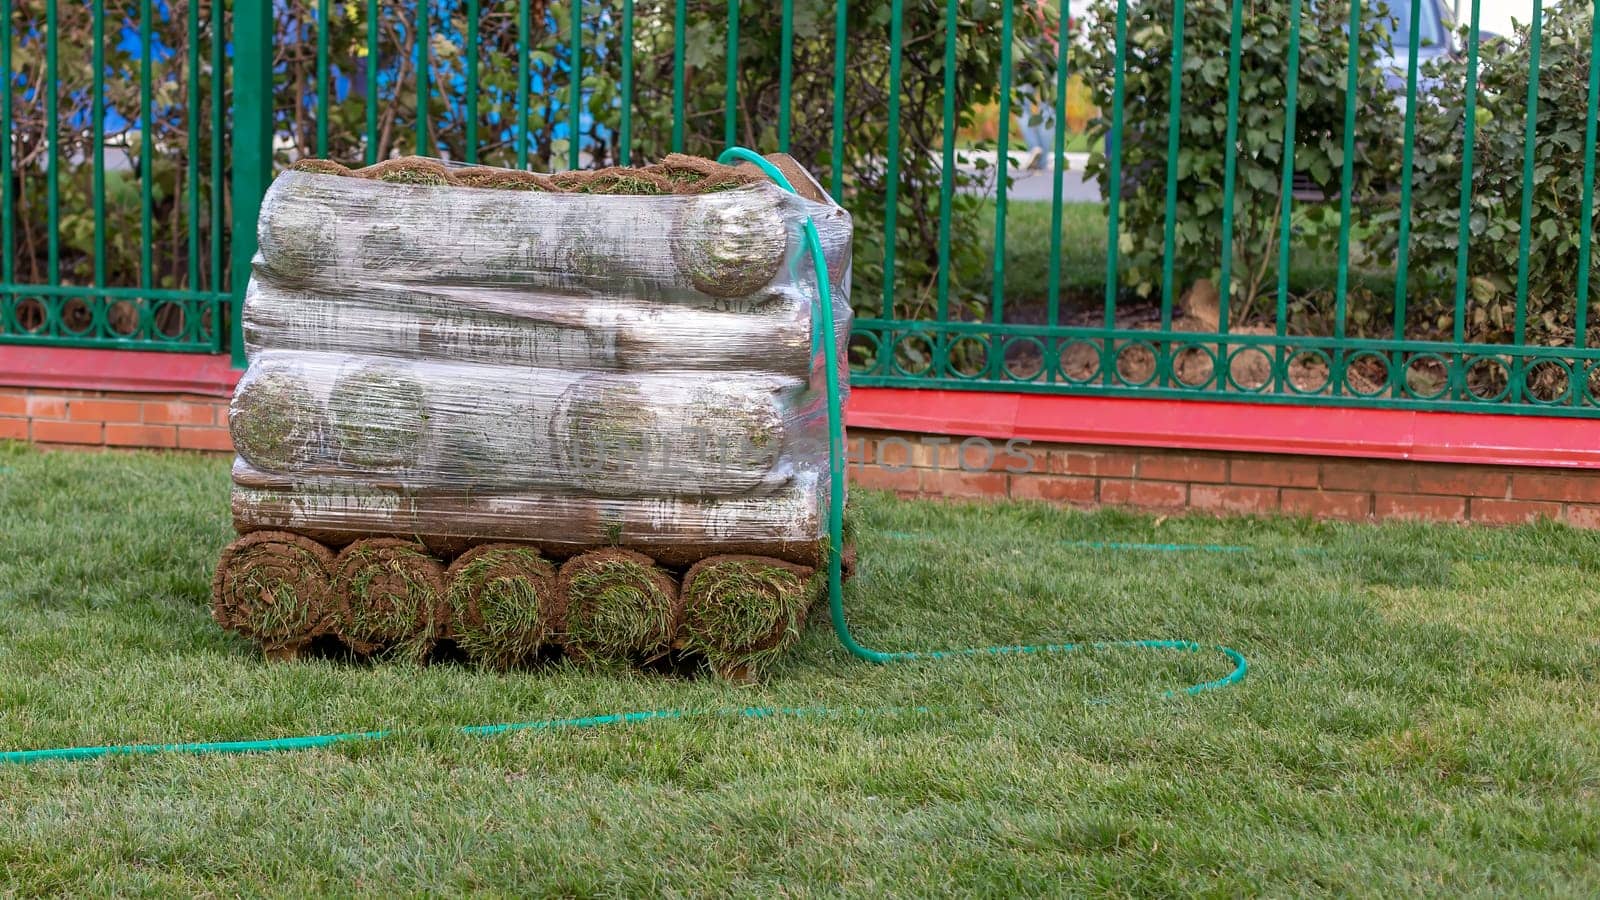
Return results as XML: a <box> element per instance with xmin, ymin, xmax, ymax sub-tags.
<box><xmin>0</xmin><ymin>347</ymin><xmax>239</xmax><ymax>397</ymax></box>
<box><xmin>846</xmin><ymin>387</ymin><xmax>1600</xmax><ymax>470</ymax></box>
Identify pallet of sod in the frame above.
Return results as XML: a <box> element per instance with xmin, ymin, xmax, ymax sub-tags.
<box><xmin>214</xmin><ymin>154</ymin><xmax>851</xmax><ymax>680</ymax></box>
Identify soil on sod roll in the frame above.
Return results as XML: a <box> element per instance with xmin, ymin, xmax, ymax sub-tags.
<box><xmin>444</xmin><ymin>544</ymin><xmax>563</xmax><ymax>669</ymax></box>
<box><xmin>557</xmin><ymin>549</ymin><xmax>681</xmax><ymax>665</ymax></box>
<box><xmin>332</xmin><ymin>538</ymin><xmax>448</xmax><ymax>659</ymax></box>
<box><xmin>680</xmin><ymin>555</ymin><xmax>817</xmax><ymax>682</ymax></box>
<box><xmin>211</xmin><ymin>531</ymin><xmax>336</xmax><ymax>659</ymax></box>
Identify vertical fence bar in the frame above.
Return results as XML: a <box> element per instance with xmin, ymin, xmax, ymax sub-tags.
<box><xmin>724</xmin><ymin>0</ymin><xmax>740</xmax><ymax>149</ymax></box>
<box><xmin>829</xmin><ymin>0</ymin><xmax>846</xmax><ymax>197</ymax></box>
<box><xmin>1</xmin><ymin>1</ymin><xmax>11</xmax><ymax>304</ymax></box>
<box><xmin>778</xmin><ymin>0</ymin><xmax>794</xmax><ymax>152</ymax></box>
<box><xmin>619</xmin><ymin>0</ymin><xmax>633</xmax><ymax>165</ymax></box>
<box><xmin>46</xmin><ymin>0</ymin><xmax>60</xmax><ymax>285</ymax></box>
<box><xmin>232</xmin><ymin>0</ymin><xmax>273</xmax><ymax>366</ymax></box>
<box><xmin>1103</xmin><ymin>0</ymin><xmax>1128</xmax><ymax>332</ymax></box>
<box><xmin>317</xmin><ymin>0</ymin><xmax>330</xmax><ymax>156</ymax></box>
<box><xmin>140</xmin><ymin>0</ymin><xmax>154</xmax><ymax>295</ymax></box>
<box><xmin>188</xmin><ymin>0</ymin><xmax>202</xmax><ymax>308</ymax></box>
<box><xmin>93</xmin><ymin>0</ymin><xmax>107</xmax><ymax>292</ymax></box>
<box><xmin>672</xmin><ymin>0</ymin><xmax>686</xmax><ymax>153</ymax></box>
<box><xmin>1217</xmin><ymin>0</ymin><xmax>1243</xmax><ymax>335</ymax></box>
<box><xmin>467</xmin><ymin>0</ymin><xmax>479</xmax><ymax>163</ymax></box>
<box><xmin>416</xmin><ymin>0</ymin><xmax>430</xmax><ymax>155</ymax></box>
<box><xmin>1332</xmin><ymin>0</ymin><xmax>1361</xmax><ymax>346</ymax></box>
<box><xmin>881</xmin><ymin>0</ymin><xmax>904</xmax><ymax>320</ymax></box>
<box><xmin>517</xmin><ymin>0</ymin><xmax>530</xmax><ymax>168</ymax></box>
<box><xmin>569</xmin><ymin>0</ymin><xmax>581</xmax><ymax>169</ymax></box>
<box><xmin>935</xmin><ymin>0</ymin><xmax>958</xmax><ymax>324</ymax></box>
<box><xmin>1513</xmin><ymin>0</ymin><xmax>1543</xmax><ymax>347</ymax></box>
<box><xmin>1156</xmin><ymin>0</ymin><xmax>1185</xmax><ymax>337</ymax></box>
<box><xmin>1274</xmin><ymin>0</ymin><xmax>1304</xmax><ymax>338</ymax></box>
<box><xmin>1576</xmin><ymin>2</ymin><xmax>1600</xmax><ymax>350</ymax></box>
<box><xmin>367</xmin><ymin>0</ymin><xmax>379</xmax><ymax>164</ymax></box>
<box><xmin>1392</xmin><ymin>0</ymin><xmax>1423</xmax><ymax>376</ymax></box>
<box><xmin>210</xmin><ymin>0</ymin><xmax>222</xmax><ymax>300</ymax></box>
<box><xmin>989</xmin><ymin>0</ymin><xmax>1015</xmax><ymax>327</ymax></box>
<box><xmin>1451</xmin><ymin>0</ymin><xmax>1482</xmax><ymax>349</ymax></box>
<box><xmin>1044</xmin><ymin>0</ymin><xmax>1070</xmax><ymax>330</ymax></box>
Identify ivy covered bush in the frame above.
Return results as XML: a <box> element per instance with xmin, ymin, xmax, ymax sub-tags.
<box><xmin>1078</xmin><ymin>0</ymin><xmax>1405</xmax><ymax>325</ymax></box>
<box><xmin>1375</xmin><ymin>2</ymin><xmax>1600</xmax><ymax>346</ymax></box>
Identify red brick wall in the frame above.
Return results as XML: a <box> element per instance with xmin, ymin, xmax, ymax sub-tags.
<box><xmin>1</xmin><ymin>387</ymin><xmax>232</xmax><ymax>452</ymax></box>
<box><xmin>849</xmin><ymin>429</ymin><xmax>1600</xmax><ymax>528</ymax></box>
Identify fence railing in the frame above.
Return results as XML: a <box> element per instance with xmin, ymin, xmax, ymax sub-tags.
<box><xmin>4</xmin><ymin>1</ymin><xmax>1600</xmax><ymax>416</ymax></box>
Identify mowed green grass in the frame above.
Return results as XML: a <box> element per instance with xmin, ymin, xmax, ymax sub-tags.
<box><xmin>2</xmin><ymin>441</ymin><xmax>1599</xmax><ymax>894</ymax></box>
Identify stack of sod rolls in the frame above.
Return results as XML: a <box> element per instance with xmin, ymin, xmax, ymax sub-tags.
<box><xmin>214</xmin><ymin>154</ymin><xmax>851</xmax><ymax>680</ymax></box>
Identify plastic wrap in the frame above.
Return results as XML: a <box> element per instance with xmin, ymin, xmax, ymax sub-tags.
<box><xmin>230</xmin><ymin>155</ymin><xmax>851</xmax><ymax>558</ymax></box>
<box><xmin>231</xmin><ymin>460</ymin><xmax>828</xmax><ymax>567</ymax></box>
<box><xmin>257</xmin><ymin>171</ymin><xmax>854</xmax><ymax>304</ymax></box>
<box><xmin>231</xmin><ymin>349</ymin><xmax>823</xmax><ymax>497</ymax></box>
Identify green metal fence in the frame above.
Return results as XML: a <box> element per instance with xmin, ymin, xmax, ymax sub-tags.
<box><xmin>4</xmin><ymin>1</ymin><xmax>1600</xmax><ymax>415</ymax></box>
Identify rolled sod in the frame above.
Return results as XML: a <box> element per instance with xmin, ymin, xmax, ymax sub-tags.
<box><xmin>670</xmin><ymin>190</ymin><xmax>789</xmax><ymax>298</ymax></box>
<box><xmin>332</xmin><ymin>538</ymin><xmax>447</xmax><ymax>659</ymax></box>
<box><xmin>211</xmin><ymin>531</ymin><xmax>336</xmax><ymax>658</ymax></box>
<box><xmin>358</xmin><ymin>156</ymin><xmax>454</xmax><ymax>186</ymax></box>
<box><xmin>444</xmin><ymin>544</ymin><xmax>563</xmax><ymax>669</ymax></box>
<box><xmin>551</xmin><ymin>376</ymin><xmax>785</xmax><ymax>497</ymax></box>
<box><xmin>557</xmin><ymin>549</ymin><xmax>681</xmax><ymax>665</ymax></box>
<box><xmin>328</xmin><ymin>362</ymin><xmax>428</xmax><ymax>468</ymax></box>
<box><xmin>286</xmin><ymin>158</ymin><xmax>352</xmax><ymax>177</ymax></box>
<box><xmin>229</xmin><ymin>367</ymin><xmax>326</xmax><ymax>472</ymax></box>
<box><xmin>680</xmin><ymin>555</ymin><xmax>817</xmax><ymax>681</ymax></box>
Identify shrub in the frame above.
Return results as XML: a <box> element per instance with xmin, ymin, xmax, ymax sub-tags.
<box><xmin>1079</xmin><ymin>0</ymin><xmax>1404</xmax><ymax>325</ymax></box>
<box><xmin>1376</xmin><ymin>3</ymin><xmax>1600</xmax><ymax>346</ymax></box>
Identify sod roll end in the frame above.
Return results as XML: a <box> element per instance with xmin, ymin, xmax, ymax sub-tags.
<box><xmin>670</xmin><ymin>190</ymin><xmax>789</xmax><ymax>298</ymax></box>
<box><xmin>328</xmin><ymin>362</ymin><xmax>429</xmax><ymax>469</ymax></box>
<box><xmin>444</xmin><ymin>544</ymin><xmax>563</xmax><ymax>670</ymax></box>
<box><xmin>680</xmin><ymin>555</ymin><xmax>817</xmax><ymax>681</ymax></box>
<box><xmin>212</xmin><ymin>532</ymin><xmax>337</xmax><ymax>656</ymax></box>
<box><xmin>557</xmin><ymin>549</ymin><xmax>681</xmax><ymax>666</ymax></box>
<box><xmin>229</xmin><ymin>367</ymin><xmax>327</xmax><ymax>472</ymax></box>
<box><xmin>333</xmin><ymin>538</ymin><xmax>448</xmax><ymax>660</ymax></box>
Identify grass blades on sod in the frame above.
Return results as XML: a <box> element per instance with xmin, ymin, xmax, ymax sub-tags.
<box><xmin>557</xmin><ymin>549</ymin><xmax>681</xmax><ymax>666</ymax></box>
<box><xmin>444</xmin><ymin>544</ymin><xmax>562</xmax><ymax>670</ymax></box>
<box><xmin>680</xmin><ymin>555</ymin><xmax>815</xmax><ymax>681</ymax></box>
<box><xmin>332</xmin><ymin>539</ymin><xmax>447</xmax><ymax>660</ymax></box>
<box><xmin>210</xmin><ymin>532</ymin><xmax>336</xmax><ymax>658</ymax></box>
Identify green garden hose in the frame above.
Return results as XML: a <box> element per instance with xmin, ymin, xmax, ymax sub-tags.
<box><xmin>0</xmin><ymin>150</ymin><xmax>1245</xmax><ymax>766</ymax></box>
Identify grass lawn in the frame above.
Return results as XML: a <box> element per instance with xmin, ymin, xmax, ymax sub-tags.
<box><xmin>2</xmin><ymin>440</ymin><xmax>1599</xmax><ymax>893</ymax></box>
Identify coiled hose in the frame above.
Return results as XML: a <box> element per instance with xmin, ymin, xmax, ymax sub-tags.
<box><xmin>0</xmin><ymin>149</ymin><xmax>1246</xmax><ymax>765</ymax></box>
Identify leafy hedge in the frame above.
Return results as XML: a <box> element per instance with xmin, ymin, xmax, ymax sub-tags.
<box><xmin>1079</xmin><ymin>0</ymin><xmax>1403</xmax><ymax>325</ymax></box>
<box><xmin>1376</xmin><ymin>2</ymin><xmax>1600</xmax><ymax>346</ymax></box>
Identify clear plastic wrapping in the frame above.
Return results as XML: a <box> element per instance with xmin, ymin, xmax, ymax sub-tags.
<box><xmin>230</xmin><ymin>459</ymin><xmax>829</xmax><ymax>567</ymax></box>
<box><xmin>231</xmin><ymin>157</ymin><xmax>851</xmax><ymax>558</ymax></box>
<box><xmin>231</xmin><ymin>349</ymin><xmax>823</xmax><ymax>497</ymax></box>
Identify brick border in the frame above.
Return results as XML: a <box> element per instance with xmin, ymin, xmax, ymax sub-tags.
<box><xmin>1</xmin><ymin>387</ymin><xmax>232</xmax><ymax>451</ymax></box>
<box><xmin>850</xmin><ymin>429</ymin><xmax>1600</xmax><ymax>528</ymax></box>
